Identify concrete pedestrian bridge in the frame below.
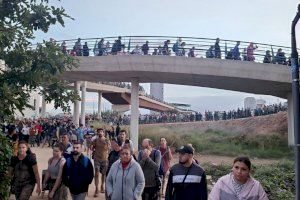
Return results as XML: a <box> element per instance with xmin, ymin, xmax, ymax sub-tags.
<box><xmin>63</xmin><ymin>55</ymin><xmax>291</xmax><ymax>99</ymax></box>
<box><xmin>58</xmin><ymin>36</ymin><xmax>295</xmax><ymax>148</ymax></box>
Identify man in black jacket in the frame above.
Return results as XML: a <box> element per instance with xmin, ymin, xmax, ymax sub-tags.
<box><xmin>106</xmin><ymin>138</ymin><xmax>122</xmax><ymax>176</ymax></box>
<box><xmin>62</xmin><ymin>141</ymin><xmax>94</xmax><ymax>200</ymax></box>
<box><xmin>165</xmin><ymin>145</ymin><xmax>207</xmax><ymax>200</ymax></box>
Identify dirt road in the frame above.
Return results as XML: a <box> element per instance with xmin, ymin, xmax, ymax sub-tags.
<box><xmin>8</xmin><ymin>147</ymin><xmax>280</xmax><ymax>200</ymax></box>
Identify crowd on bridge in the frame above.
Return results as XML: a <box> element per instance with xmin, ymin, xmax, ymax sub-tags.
<box><xmin>3</xmin><ymin>114</ymin><xmax>269</xmax><ymax>200</ymax></box>
<box><xmin>101</xmin><ymin>102</ymin><xmax>287</xmax><ymax>125</ymax></box>
<box><xmin>59</xmin><ymin>36</ymin><xmax>291</xmax><ymax>66</ymax></box>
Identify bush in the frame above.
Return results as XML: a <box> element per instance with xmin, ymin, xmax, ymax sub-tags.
<box><xmin>203</xmin><ymin>161</ymin><xmax>295</xmax><ymax>200</ymax></box>
<box><xmin>0</xmin><ymin>134</ymin><xmax>13</xmax><ymax>199</ymax></box>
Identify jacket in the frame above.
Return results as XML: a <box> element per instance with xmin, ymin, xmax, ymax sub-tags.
<box><xmin>62</xmin><ymin>154</ymin><xmax>94</xmax><ymax>195</ymax></box>
<box><xmin>165</xmin><ymin>162</ymin><xmax>207</xmax><ymax>200</ymax></box>
<box><xmin>138</xmin><ymin>149</ymin><xmax>161</xmax><ymax>187</ymax></box>
<box><xmin>209</xmin><ymin>173</ymin><xmax>268</xmax><ymax>200</ymax></box>
<box><xmin>106</xmin><ymin>157</ymin><xmax>145</xmax><ymax>200</ymax></box>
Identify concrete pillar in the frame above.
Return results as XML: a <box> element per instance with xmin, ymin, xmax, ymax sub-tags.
<box><xmin>130</xmin><ymin>79</ymin><xmax>139</xmax><ymax>151</ymax></box>
<box><xmin>288</xmin><ymin>93</ymin><xmax>295</xmax><ymax>146</ymax></box>
<box><xmin>81</xmin><ymin>81</ymin><xmax>87</xmax><ymax>126</ymax></box>
<box><xmin>73</xmin><ymin>81</ymin><xmax>81</xmax><ymax>127</ymax></box>
<box><xmin>98</xmin><ymin>92</ymin><xmax>102</xmax><ymax>119</ymax></box>
<box><xmin>41</xmin><ymin>95</ymin><xmax>46</xmax><ymax>118</ymax></box>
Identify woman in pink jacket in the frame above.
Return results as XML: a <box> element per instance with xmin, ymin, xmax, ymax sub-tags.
<box><xmin>209</xmin><ymin>156</ymin><xmax>268</xmax><ymax>200</ymax></box>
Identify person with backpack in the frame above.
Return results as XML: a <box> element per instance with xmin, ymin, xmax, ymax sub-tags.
<box><xmin>9</xmin><ymin>141</ymin><xmax>41</xmax><ymax>200</ymax></box>
<box><xmin>42</xmin><ymin>143</ymin><xmax>67</xmax><ymax>200</ymax></box>
<box><xmin>138</xmin><ymin>138</ymin><xmax>162</xmax><ymax>200</ymax></box>
<box><xmin>158</xmin><ymin>137</ymin><xmax>173</xmax><ymax>197</ymax></box>
<box><xmin>62</xmin><ymin>141</ymin><xmax>94</xmax><ymax>200</ymax></box>
<box><xmin>142</xmin><ymin>41</ymin><xmax>150</xmax><ymax>55</ymax></box>
<box><xmin>172</xmin><ymin>38</ymin><xmax>182</xmax><ymax>56</ymax></box>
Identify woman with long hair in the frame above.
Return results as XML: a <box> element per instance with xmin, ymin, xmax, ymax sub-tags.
<box><xmin>209</xmin><ymin>156</ymin><xmax>268</xmax><ymax>200</ymax></box>
<box><xmin>42</xmin><ymin>143</ymin><xmax>67</xmax><ymax>199</ymax></box>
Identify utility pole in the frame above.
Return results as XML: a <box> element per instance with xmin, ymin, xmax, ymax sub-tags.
<box><xmin>291</xmin><ymin>4</ymin><xmax>300</xmax><ymax>199</ymax></box>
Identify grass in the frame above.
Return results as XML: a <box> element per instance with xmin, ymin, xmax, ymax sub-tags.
<box><xmin>91</xmin><ymin>121</ymin><xmax>293</xmax><ymax>159</ymax></box>
<box><xmin>139</xmin><ymin>126</ymin><xmax>293</xmax><ymax>159</ymax></box>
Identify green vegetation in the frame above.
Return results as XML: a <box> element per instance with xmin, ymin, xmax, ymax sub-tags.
<box><xmin>139</xmin><ymin>126</ymin><xmax>293</xmax><ymax>159</ymax></box>
<box><xmin>204</xmin><ymin>161</ymin><xmax>295</xmax><ymax>200</ymax></box>
<box><xmin>0</xmin><ymin>0</ymin><xmax>79</xmax><ymax>120</ymax></box>
<box><xmin>0</xmin><ymin>134</ymin><xmax>13</xmax><ymax>199</ymax></box>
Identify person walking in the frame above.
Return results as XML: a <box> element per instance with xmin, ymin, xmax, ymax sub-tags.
<box><xmin>42</xmin><ymin>143</ymin><xmax>67</xmax><ymax>199</ymax></box>
<box><xmin>91</xmin><ymin>128</ymin><xmax>110</xmax><ymax>197</ymax></box>
<box><xmin>106</xmin><ymin>146</ymin><xmax>145</xmax><ymax>200</ymax></box>
<box><xmin>9</xmin><ymin>141</ymin><xmax>41</xmax><ymax>200</ymax></box>
<box><xmin>209</xmin><ymin>156</ymin><xmax>268</xmax><ymax>200</ymax></box>
<box><xmin>165</xmin><ymin>145</ymin><xmax>208</xmax><ymax>200</ymax></box>
<box><xmin>62</xmin><ymin>141</ymin><xmax>94</xmax><ymax>200</ymax></box>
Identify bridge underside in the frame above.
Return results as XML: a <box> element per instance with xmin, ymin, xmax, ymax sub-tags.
<box><xmin>102</xmin><ymin>92</ymin><xmax>174</xmax><ymax>112</ymax></box>
<box><xmin>63</xmin><ymin>56</ymin><xmax>292</xmax><ymax>99</ymax></box>
<box><xmin>64</xmin><ymin>71</ymin><xmax>290</xmax><ymax>99</ymax></box>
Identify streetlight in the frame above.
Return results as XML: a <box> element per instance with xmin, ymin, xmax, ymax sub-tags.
<box><xmin>291</xmin><ymin>3</ymin><xmax>300</xmax><ymax>199</ymax></box>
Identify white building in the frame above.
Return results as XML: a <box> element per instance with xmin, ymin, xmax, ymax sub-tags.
<box><xmin>244</xmin><ymin>97</ymin><xmax>256</xmax><ymax>110</ymax></box>
<box><xmin>244</xmin><ymin>97</ymin><xmax>266</xmax><ymax>110</ymax></box>
<box><xmin>150</xmin><ymin>83</ymin><xmax>164</xmax><ymax>101</ymax></box>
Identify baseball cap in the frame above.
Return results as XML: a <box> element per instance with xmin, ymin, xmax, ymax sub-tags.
<box><xmin>175</xmin><ymin>145</ymin><xmax>194</xmax><ymax>154</ymax></box>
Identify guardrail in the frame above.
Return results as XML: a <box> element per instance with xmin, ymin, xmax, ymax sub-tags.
<box><xmin>50</xmin><ymin>36</ymin><xmax>293</xmax><ymax>64</ymax></box>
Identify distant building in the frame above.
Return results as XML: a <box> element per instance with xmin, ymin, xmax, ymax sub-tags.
<box><xmin>256</xmin><ymin>98</ymin><xmax>266</xmax><ymax>109</ymax></box>
<box><xmin>15</xmin><ymin>90</ymin><xmax>40</xmax><ymax>119</ymax></box>
<box><xmin>1</xmin><ymin>59</ymin><xmax>41</xmax><ymax>119</ymax></box>
<box><xmin>244</xmin><ymin>97</ymin><xmax>266</xmax><ymax>110</ymax></box>
<box><xmin>150</xmin><ymin>83</ymin><xmax>164</xmax><ymax>101</ymax></box>
<box><xmin>244</xmin><ymin>97</ymin><xmax>256</xmax><ymax>110</ymax></box>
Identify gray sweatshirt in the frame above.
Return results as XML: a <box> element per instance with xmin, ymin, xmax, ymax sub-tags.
<box><xmin>106</xmin><ymin>157</ymin><xmax>145</xmax><ymax>200</ymax></box>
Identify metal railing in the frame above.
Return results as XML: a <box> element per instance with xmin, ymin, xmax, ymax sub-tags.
<box><xmin>51</xmin><ymin>36</ymin><xmax>294</xmax><ymax>64</ymax></box>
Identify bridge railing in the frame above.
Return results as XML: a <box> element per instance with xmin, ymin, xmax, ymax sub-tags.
<box><xmin>52</xmin><ymin>36</ymin><xmax>293</xmax><ymax>65</ymax></box>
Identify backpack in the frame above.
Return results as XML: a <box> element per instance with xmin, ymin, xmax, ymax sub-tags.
<box><xmin>172</xmin><ymin>43</ymin><xmax>178</xmax><ymax>52</ymax></box>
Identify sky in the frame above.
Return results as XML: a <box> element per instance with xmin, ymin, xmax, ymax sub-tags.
<box><xmin>37</xmin><ymin>0</ymin><xmax>300</xmax><ymax>114</ymax></box>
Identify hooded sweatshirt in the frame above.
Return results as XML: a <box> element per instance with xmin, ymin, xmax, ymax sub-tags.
<box><xmin>209</xmin><ymin>173</ymin><xmax>268</xmax><ymax>200</ymax></box>
<box><xmin>106</xmin><ymin>157</ymin><xmax>145</xmax><ymax>200</ymax></box>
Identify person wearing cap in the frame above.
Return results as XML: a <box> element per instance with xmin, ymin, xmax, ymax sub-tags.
<box><xmin>165</xmin><ymin>145</ymin><xmax>208</xmax><ymax>200</ymax></box>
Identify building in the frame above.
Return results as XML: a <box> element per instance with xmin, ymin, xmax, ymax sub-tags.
<box><xmin>150</xmin><ymin>83</ymin><xmax>164</xmax><ymax>101</ymax></box>
<box><xmin>244</xmin><ymin>97</ymin><xmax>256</xmax><ymax>110</ymax></box>
<box><xmin>244</xmin><ymin>97</ymin><xmax>266</xmax><ymax>110</ymax></box>
<box><xmin>256</xmin><ymin>98</ymin><xmax>266</xmax><ymax>109</ymax></box>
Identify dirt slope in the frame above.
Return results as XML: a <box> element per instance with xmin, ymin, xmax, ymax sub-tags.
<box><xmin>141</xmin><ymin>111</ymin><xmax>288</xmax><ymax>135</ymax></box>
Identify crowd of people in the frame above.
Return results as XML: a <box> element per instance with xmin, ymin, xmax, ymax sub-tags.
<box><xmin>100</xmin><ymin>103</ymin><xmax>287</xmax><ymax>125</ymax></box>
<box><xmin>58</xmin><ymin>36</ymin><xmax>291</xmax><ymax>66</ymax></box>
<box><xmin>4</xmin><ymin>117</ymin><xmax>269</xmax><ymax>200</ymax></box>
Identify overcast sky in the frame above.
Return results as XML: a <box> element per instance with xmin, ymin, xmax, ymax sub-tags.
<box><xmin>38</xmin><ymin>0</ymin><xmax>300</xmax><ymax>114</ymax></box>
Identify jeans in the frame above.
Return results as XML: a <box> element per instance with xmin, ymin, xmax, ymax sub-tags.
<box><xmin>71</xmin><ymin>192</ymin><xmax>87</xmax><ymax>200</ymax></box>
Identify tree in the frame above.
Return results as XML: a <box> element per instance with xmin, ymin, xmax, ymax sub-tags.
<box><xmin>0</xmin><ymin>0</ymin><xmax>79</xmax><ymax>121</ymax></box>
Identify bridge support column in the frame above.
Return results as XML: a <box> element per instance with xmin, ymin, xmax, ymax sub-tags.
<box><xmin>288</xmin><ymin>93</ymin><xmax>295</xmax><ymax>146</ymax></box>
<box><xmin>41</xmin><ymin>95</ymin><xmax>46</xmax><ymax>118</ymax></box>
<box><xmin>130</xmin><ymin>79</ymin><xmax>139</xmax><ymax>151</ymax></box>
<box><xmin>98</xmin><ymin>92</ymin><xmax>102</xmax><ymax>119</ymax></box>
<box><xmin>73</xmin><ymin>81</ymin><xmax>81</xmax><ymax>127</ymax></box>
<box><xmin>81</xmin><ymin>81</ymin><xmax>87</xmax><ymax>126</ymax></box>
